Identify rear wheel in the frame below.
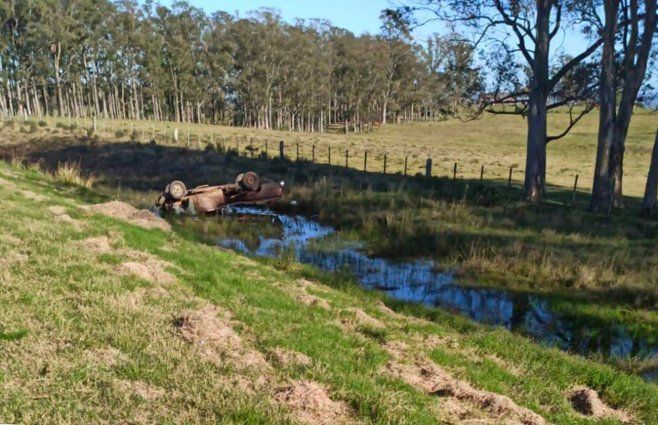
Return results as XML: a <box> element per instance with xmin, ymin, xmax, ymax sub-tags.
<box><xmin>236</xmin><ymin>172</ymin><xmax>259</xmax><ymax>191</ymax></box>
<box><xmin>166</xmin><ymin>180</ymin><xmax>187</xmax><ymax>200</ymax></box>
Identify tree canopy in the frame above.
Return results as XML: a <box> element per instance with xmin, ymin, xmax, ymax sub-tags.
<box><xmin>0</xmin><ymin>0</ymin><xmax>483</xmax><ymax>131</ymax></box>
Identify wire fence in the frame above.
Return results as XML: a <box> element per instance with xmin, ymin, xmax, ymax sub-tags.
<box><xmin>2</xmin><ymin>114</ymin><xmax>583</xmax><ymax>199</ymax></box>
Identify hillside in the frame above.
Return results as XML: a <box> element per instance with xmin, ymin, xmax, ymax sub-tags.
<box><xmin>1</xmin><ymin>157</ymin><xmax>657</xmax><ymax>423</ymax></box>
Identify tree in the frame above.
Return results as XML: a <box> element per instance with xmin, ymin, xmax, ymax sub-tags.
<box><xmin>396</xmin><ymin>0</ymin><xmax>604</xmax><ymax>201</ymax></box>
<box><xmin>590</xmin><ymin>0</ymin><xmax>657</xmax><ymax>212</ymax></box>
<box><xmin>642</xmin><ymin>128</ymin><xmax>658</xmax><ymax>212</ymax></box>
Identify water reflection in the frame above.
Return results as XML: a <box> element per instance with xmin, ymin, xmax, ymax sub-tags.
<box><xmin>214</xmin><ymin>207</ymin><xmax>658</xmax><ymax>380</ymax></box>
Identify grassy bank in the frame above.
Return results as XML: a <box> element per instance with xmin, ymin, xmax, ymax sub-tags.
<box><xmin>1</xmin><ymin>158</ymin><xmax>658</xmax><ymax>423</ymax></box>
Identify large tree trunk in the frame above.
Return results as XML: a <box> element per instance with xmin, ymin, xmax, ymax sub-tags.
<box><xmin>610</xmin><ymin>0</ymin><xmax>657</xmax><ymax>207</ymax></box>
<box><xmin>522</xmin><ymin>0</ymin><xmax>551</xmax><ymax>201</ymax></box>
<box><xmin>590</xmin><ymin>0</ymin><xmax>619</xmax><ymax>212</ymax></box>
<box><xmin>523</xmin><ymin>92</ymin><xmax>548</xmax><ymax>200</ymax></box>
<box><xmin>641</xmin><ymin>129</ymin><xmax>658</xmax><ymax>212</ymax></box>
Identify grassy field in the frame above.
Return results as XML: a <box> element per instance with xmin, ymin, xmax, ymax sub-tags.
<box><xmin>26</xmin><ymin>107</ymin><xmax>658</xmax><ymax>197</ymax></box>
<box><xmin>3</xmin><ymin>116</ymin><xmax>658</xmax><ymax>380</ymax></box>
<box><xmin>2</xmin><ymin>157</ymin><xmax>658</xmax><ymax>424</ymax></box>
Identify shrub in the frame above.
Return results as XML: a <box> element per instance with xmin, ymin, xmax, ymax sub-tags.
<box><xmin>115</xmin><ymin>129</ymin><xmax>126</xmax><ymax>138</ymax></box>
<box><xmin>54</xmin><ymin>162</ymin><xmax>96</xmax><ymax>188</ymax></box>
<box><xmin>38</xmin><ymin>120</ymin><xmax>48</xmax><ymax>127</ymax></box>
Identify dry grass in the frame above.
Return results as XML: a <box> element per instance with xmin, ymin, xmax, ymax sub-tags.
<box><xmin>39</xmin><ymin>108</ymin><xmax>658</xmax><ymax>197</ymax></box>
<box><xmin>54</xmin><ymin>161</ymin><xmax>96</xmax><ymax>188</ymax></box>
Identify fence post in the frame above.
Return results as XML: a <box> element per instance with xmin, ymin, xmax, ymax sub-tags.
<box><xmin>345</xmin><ymin>149</ymin><xmax>349</xmax><ymax>167</ymax></box>
<box><xmin>363</xmin><ymin>151</ymin><xmax>368</xmax><ymax>171</ymax></box>
<box><xmin>174</xmin><ymin>127</ymin><xmax>179</xmax><ymax>143</ymax></box>
<box><xmin>404</xmin><ymin>156</ymin><xmax>408</xmax><ymax>176</ymax></box>
<box><xmin>328</xmin><ymin>146</ymin><xmax>332</xmax><ymax>165</ymax></box>
<box><xmin>508</xmin><ymin>167</ymin><xmax>513</xmax><ymax>187</ymax></box>
<box><xmin>572</xmin><ymin>174</ymin><xmax>579</xmax><ymax>203</ymax></box>
<box><xmin>383</xmin><ymin>154</ymin><xmax>387</xmax><ymax>174</ymax></box>
<box><xmin>296</xmin><ymin>142</ymin><xmax>300</xmax><ymax>161</ymax></box>
<box><xmin>186</xmin><ymin>129</ymin><xmax>190</xmax><ymax>147</ymax></box>
<box><xmin>453</xmin><ymin>162</ymin><xmax>457</xmax><ymax>181</ymax></box>
<box><xmin>425</xmin><ymin>158</ymin><xmax>432</xmax><ymax>177</ymax></box>
<box><xmin>92</xmin><ymin>115</ymin><xmax>97</xmax><ymax>133</ymax></box>
<box><xmin>235</xmin><ymin>136</ymin><xmax>239</xmax><ymax>154</ymax></box>
<box><xmin>279</xmin><ymin>140</ymin><xmax>285</xmax><ymax>159</ymax></box>
<box><xmin>250</xmin><ymin>138</ymin><xmax>254</xmax><ymax>157</ymax></box>
<box><xmin>312</xmin><ymin>145</ymin><xmax>315</xmax><ymax>163</ymax></box>
<box><xmin>480</xmin><ymin>165</ymin><xmax>484</xmax><ymax>181</ymax></box>
<box><xmin>265</xmin><ymin>139</ymin><xmax>269</xmax><ymax>158</ymax></box>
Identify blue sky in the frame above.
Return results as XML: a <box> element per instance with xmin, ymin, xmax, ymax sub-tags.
<box><xmin>157</xmin><ymin>0</ymin><xmax>472</xmax><ymax>43</ymax></box>
<box><xmin>157</xmin><ymin>0</ymin><xmax>591</xmax><ymax>56</ymax></box>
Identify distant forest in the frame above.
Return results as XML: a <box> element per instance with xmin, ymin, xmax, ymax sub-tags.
<box><xmin>0</xmin><ymin>1</ymin><xmax>482</xmax><ymax>132</ymax></box>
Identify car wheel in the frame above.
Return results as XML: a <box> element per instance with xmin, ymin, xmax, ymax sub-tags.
<box><xmin>236</xmin><ymin>172</ymin><xmax>259</xmax><ymax>191</ymax></box>
<box><xmin>166</xmin><ymin>180</ymin><xmax>187</xmax><ymax>200</ymax></box>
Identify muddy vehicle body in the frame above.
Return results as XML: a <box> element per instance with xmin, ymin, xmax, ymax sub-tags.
<box><xmin>155</xmin><ymin>172</ymin><xmax>283</xmax><ymax>215</ymax></box>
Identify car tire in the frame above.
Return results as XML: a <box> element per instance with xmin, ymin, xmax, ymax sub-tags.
<box><xmin>236</xmin><ymin>172</ymin><xmax>259</xmax><ymax>191</ymax></box>
<box><xmin>166</xmin><ymin>180</ymin><xmax>187</xmax><ymax>200</ymax></box>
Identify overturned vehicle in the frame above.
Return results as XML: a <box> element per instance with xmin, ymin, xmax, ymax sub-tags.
<box><xmin>155</xmin><ymin>172</ymin><xmax>283</xmax><ymax>215</ymax></box>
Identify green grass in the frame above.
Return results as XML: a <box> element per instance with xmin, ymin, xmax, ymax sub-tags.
<box><xmin>1</xmin><ymin>148</ymin><xmax>658</xmax><ymax>423</ymax></box>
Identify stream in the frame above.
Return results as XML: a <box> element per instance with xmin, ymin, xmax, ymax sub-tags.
<box><xmin>181</xmin><ymin>206</ymin><xmax>658</xmax><ymax>381</ymax></box>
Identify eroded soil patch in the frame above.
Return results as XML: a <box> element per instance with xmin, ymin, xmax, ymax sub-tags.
<box><xmin>86</xmin><ymin>201</ymin><xmax>171</xmax><ymax>232</ymax></box>
<box><xmin>382</xmin><ymin>342</ymin><xmax>547</xmax><ymax>425</ymax></box>
<box><xmin>568</xmin><ymin>386</ymin><xmax>632</xmax><ymax>423</ymax></box>
<box><xmin>274</xmin><ymin>380</ymin><xmax>354</xmax><ymax>425</ymax></box>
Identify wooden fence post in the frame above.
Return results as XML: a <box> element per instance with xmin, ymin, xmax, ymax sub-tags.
<box><xmin>296</xmin><ymin>142</ymin><xmax>300</xmax><ymax>161</ymax></box>
<box><xmin>279</xmin><ymin>140</ymin><xmax>285</xmax><ymax>159</ymax></box>
<box><xmin>453</xmin><ymin>162</ymin><xmax>457</xmax><ymax>180</ymax></box>
<box><xmin>480</xmin><ymin>165</ymin><xmax>484</xmax><ymax>181</ymax></box>
<box><xmin>508</xmin><ymin>167</ymin><xmax>513</xmax><ymax>187</ymax></box>
<box><xmin>345</xmin><ymin>149</ymin><xmax>349</xmax><ymax>167</ymax></box>
<box><xmin>265</xmin><ymin>139</ymin><xmax>269</xmax><ymax>158</ymax></box>
<box><xmin>363</xmin><ymin>151</ymin><xmax>367</xmax><ymax>171</ymax></box>
<box><xmin>572</xmin><ymin>174</ymin><xmax>579</xmax><ymax>203</ymax></box>
<box><xmin>425</xmin><ymin>158</ymin><xmax>432</xmax><ymax>177</ymax></box>
<box><xmin>404</xmin><ymin>156</ymin><xmax>408</xmax><ymax>176</ymax></box>
<box><xmin>328</xmin><ymin>146</ymin><xmax>332</xmax><ymax>165</ymax></box>
<box><xmin>250</xmin><ymin>137</ymin><xmax>254</xmax><ymax>157</ymax></box>
<box><xmin>312</xmin><ymin>145</ymin><xmax>315</xmax><ymax>163</ymax></box>
<box><xmin>174</xmin><ymin>127</ymin><xmax>179</xmax><ymax>143</ymax></box>
<box><xmin>383</xmin><ymin>154</ymin><xmax>387</xmax><ymax>174</ymax></box>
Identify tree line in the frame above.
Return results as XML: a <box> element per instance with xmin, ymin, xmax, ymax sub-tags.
<box><xmin>0</xmin><ymin>0</ymin><xmax>480</xmax><ymax>133</ymax></box>
<box><xmin>397</xmin><ymin>0</ymin><xmax>658</xmax><ymax>212</ymax></box>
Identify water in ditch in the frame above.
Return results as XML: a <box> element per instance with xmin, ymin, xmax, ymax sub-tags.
<box><xmin>177</xmin><ymin>206</ymin><xmax>658</xmax><ymax>381</ymax></box>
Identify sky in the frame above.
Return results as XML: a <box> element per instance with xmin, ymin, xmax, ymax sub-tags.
<box><xmin>156</xmin><ymin>0</ymin><xmax>479</xmax><ymax>44</ymax></box>
<box><xmin>156</xmin><ymin>0</ymin><xmax>592</xmax><ymax>56</ymax></box>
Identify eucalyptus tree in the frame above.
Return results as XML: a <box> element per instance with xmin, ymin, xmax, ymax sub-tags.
<box><xmin>396</xmin><ymin>0</ymin><xmax>605</xmax><ymax>201</ymax></box>
<box><xmin>590</xmin><ymin>0</ymin><xmax>657</xmax><ymax>212</ymax></box>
